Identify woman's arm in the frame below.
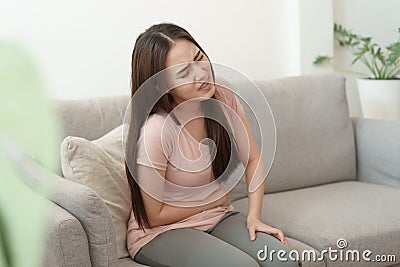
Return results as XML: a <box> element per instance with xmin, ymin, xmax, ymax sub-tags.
<box><xmin>246</xmin><ymin>157</ymin><xmax>265</xmax><ymax>219</ymax></box>
<box><xmin>234</xmin><ymin>98</ymin><xmax>288</xmax><ymax>245</ymax></box>
<box><xmin>137</xmin><ymin>164</ymin><xmax>230</xmax><ymax>228</ymax></box>
<box><xmin>237</xmin><ymin>111</ymin><xmax>265</xmax><ymax>220</ymax></box>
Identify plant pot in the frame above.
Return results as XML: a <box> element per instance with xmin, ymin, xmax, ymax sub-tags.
<box><xmin>357</xmin><ymin>78</ymin><xmax>400</xmax><ymax>121</ymax></box>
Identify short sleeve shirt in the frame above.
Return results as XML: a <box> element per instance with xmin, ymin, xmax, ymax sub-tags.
<box><xmin>127</xmin><ymin>84</ymin><xmax>247</xmax><ymax>258</ymax></box>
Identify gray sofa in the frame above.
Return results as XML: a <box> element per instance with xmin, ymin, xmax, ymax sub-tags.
<box><xmin>22</xmin><ymin>74</ymin><xmax>400</xmax><ymax>267</ymax></box>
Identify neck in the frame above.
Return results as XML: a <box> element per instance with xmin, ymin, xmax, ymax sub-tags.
<box><xmin>172</xmin><ymin>99</ymin><xmax>203</xmax><ymax>125</ymax></box>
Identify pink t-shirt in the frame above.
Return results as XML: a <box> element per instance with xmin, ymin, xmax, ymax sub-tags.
<box><xmin>127</xmin><ymin>84</ymin><xmax>248</xmax><ymax>259</ymax></box>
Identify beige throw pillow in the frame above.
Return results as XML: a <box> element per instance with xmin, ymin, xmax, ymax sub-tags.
<box><xmin>60</xmin><ymin>124</ymin><xmax>131</xmax><ymax>259</ymax></box>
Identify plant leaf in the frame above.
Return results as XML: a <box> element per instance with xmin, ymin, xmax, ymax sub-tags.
<box><xmin>386</xmin><ymin>42</ymin><xmax>400</xmax><ymax>65</ymax></box>
<box><xmin>313</xmin><ymin>55</ymin><xmax>332</xmax><ymax>65</ymax></box>
<box><xmin>320</xmin><ymin>23</ymin><xmax>400</xmax><ymax>79</ymax></box>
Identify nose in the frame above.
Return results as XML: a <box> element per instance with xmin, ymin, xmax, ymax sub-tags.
<box><xmin>193</xmin><ymin>63</ymin><xmax>208</xmax><ymax>82</ymax></box>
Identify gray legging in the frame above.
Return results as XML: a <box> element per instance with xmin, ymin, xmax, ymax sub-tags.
<box><xmin>134</xmin><ymin>211</ymin><xmax>301</xmax><ymax>267</ymax></box>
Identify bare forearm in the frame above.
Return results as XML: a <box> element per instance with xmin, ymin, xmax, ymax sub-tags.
<box><xmin>151</xmin><ymin>202</ymin><xmax>215</xmax><ymax>227</ymax></box>
<box><xmin>148</xmin><ymin>191</ymin><xmax>228</xmax><ymax>227</ymax></box>
<box><xmin>245</xmin><ymin>157</ymin><xmax>266</xmax><ymax>219</ymax></box>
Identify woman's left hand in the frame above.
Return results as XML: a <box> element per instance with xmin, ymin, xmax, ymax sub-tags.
<box><xmin>247</xmin><ymin>216</ymin><xmax>289</xmax><ymax>246</ymax></box>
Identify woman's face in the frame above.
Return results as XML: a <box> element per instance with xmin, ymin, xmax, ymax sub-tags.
<box><xmin>164</xmin><ymin>39</ymin><xmax>215</xmax><ymax>106</ymax></box>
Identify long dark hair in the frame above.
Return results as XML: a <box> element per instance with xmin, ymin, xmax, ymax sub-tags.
<box><xmin>125</xmin><ymin>22</ymin><xmax>240</xmax><ymax>230</ymax></box>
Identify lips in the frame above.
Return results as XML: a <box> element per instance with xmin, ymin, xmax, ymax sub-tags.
<box><xmin>199</xmin><ymin>81</ymin><xmax>211</xmax><ymax>91</ymax></box>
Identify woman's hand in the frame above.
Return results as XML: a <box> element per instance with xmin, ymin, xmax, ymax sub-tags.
<box><xmin>246</xmin><ymin>216</ymin><xmax>289</xmax><ymax>246</ymax></box>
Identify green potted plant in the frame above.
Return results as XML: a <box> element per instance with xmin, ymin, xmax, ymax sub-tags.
<box><xmin>314</xmin><ymin>23</ymin><xmax>400</xmax><ymax>120</ymax></box>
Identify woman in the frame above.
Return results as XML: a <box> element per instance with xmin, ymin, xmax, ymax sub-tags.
<box><xmin>125</xmin><ymin>23</ymin><xmax>299</xmax><ymax>267</ymax></box>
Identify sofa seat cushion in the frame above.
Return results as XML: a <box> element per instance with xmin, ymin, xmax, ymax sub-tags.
<box><xmin>118</xmin><ymin>257</ymin><xmax>150</xmax><ymax>267</ymax></box>
<box><xmin>232</xmin><ymin>181</ymin><xmax>400</xmax><ymax>266</ymax></box>
<box><xmin>285</xmin><ymin>238</ymin><xmax>326</xmax><ymax>267</ymax></box>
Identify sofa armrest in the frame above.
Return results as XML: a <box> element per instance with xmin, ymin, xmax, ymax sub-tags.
<box><xmin>44</xmin><ymin>199</ymin><xmax>91</xmax><ymax>267</ymax></box>
<box><xmin>5</xmin><ymin>145</ymin><xmax>118</xmax><ymax>267</ymax></box>
<box><xmin>352</xmin><ymin>117</ymin><xmax>400</xmax><ymax>188</ymax></box>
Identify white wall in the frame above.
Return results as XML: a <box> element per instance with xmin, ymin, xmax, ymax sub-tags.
<box><xmin>333</xmin><ymin>0</ymin><xmax>400</xmax><ymax>117</ymax></box>
<box><xmin>5</xmin><ymin>0</ymin><xmax>396</xmax><ymax>114</ymax></box>
<box><xmin>2</xmin><ymin>0</ymin><xmax>316</xmax><ymax>99</ymax></box>
<box><xmin>298</xmin><ymin>0</ymin><xmax>333</xmax><ymax>75</ymax></box>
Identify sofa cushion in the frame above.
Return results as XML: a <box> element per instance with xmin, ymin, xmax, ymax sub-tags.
<box><xmin>232</xmin><ymin>181</ymin><xmax>400</xmax><ymax>266</ymax></box>
<box><xmin>56</xmin><ymin>95</ymin><xmax>129</xmax><ymax>142</ymax></box>
<box><xmin>245</xmin><ymin>74</ymin><xmax>356</xmax><ymax>193</ymax></box>
<box><xmin>54</xmin><ymin>95</ymin><xmax>130</xmax><ymax>176</ymax></box>
<box><xmin>118</xmin><ymin>257</ymin><xmax>151</xmax><ymax>267</ymax></box>
<box><xmin>353</xmin><ymin>118</ymin><xmax>400</xmax><ymax>188</ymax></box>
<box><xmin>284</xmin><ymin>238</ymin><xmax>325</xmax><ymax>267</ymax></box>
<box><xmin>61</xmin><ymin>124</ymin><xmax>131</xmax><ymax>259</ymax></box>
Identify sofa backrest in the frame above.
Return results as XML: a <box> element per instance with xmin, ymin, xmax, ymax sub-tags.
<box><xmin>54</xmin><ymin>74</ymin><xmax>357</xmax><ymax>194</ymax></box>
<box><xmin>54</xmin><ymin>95</ymin><xmax>129</xmax><ymax>176</ymax></box>
<box><xmin>241</xmin><ymin>74</ymin><xmax>357</xmax><ymax>194</ymax></box>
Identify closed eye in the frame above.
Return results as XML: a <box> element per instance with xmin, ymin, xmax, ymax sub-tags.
<box><xmin>179</xmin><ymin>71</ymin><xmax>189</xmax><ymax>78</ymax></box>
<box><xmin>178</xmin><ymin>53</ymin><xmax>205</xmax><ymax>78</ymax></box>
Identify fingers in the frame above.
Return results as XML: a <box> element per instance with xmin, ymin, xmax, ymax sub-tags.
<box><xmin>248</xmin><ymin>225</ymin><xmax>256</xmax><ymax>241</ymax></box>
<box><xmin>270</xmin><ymin>228</ymin><xmax>288</xmax><ymax>246</ymax></box>
<box><xmin>284</xmin><ymin>238</ymin><xmax>289</xmax><ymax>246</ymax></box>
<box><xmin>277</xmin><ymin>232</ymin><xmax>289</xmax><ymax>247</ymax></box>
<box><xmin>263</xmin><ymin>226</ymin><xmax>283</xmax><ymax>241</ymax></box>
<box><xmin>247</xmin><ymin>220</ymin><xmax>289</xmax><ymax>246</ymax></box>
<box><xmin>275</xmin><ymin>229</ymin><xmax>285</xmax><ymax>243</ymax></box>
